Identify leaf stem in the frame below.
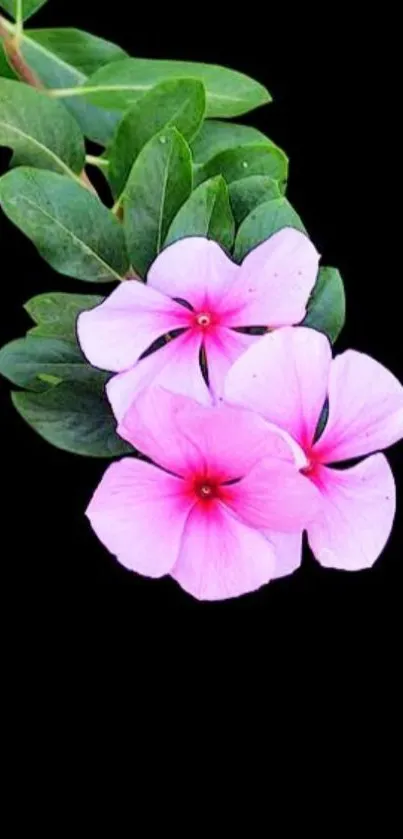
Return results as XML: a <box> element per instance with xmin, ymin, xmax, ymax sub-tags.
<box><xmin>15</xmin><ymin>0</ymin><xmax>23</xmax><ymax>42</ymax></box>
<box><xmin>85</xmin><ymin>154</ymin><xmax>109</xmax><ymax>169</ymax></box>
<box><xmin>0</xmin><ymin>15</ymin><xmax>43</xmax><ymax>88</ymax></box>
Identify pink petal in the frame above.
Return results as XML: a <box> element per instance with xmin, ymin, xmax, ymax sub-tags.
<box><xmin>119</xmin><ymin>386</ymin><xmax>292</xmax><ymax>480</ymax></box>
<box><xmin>264</xmin><ymin>531</ymin><xmax>303</xmax><ymax>579</ymax></box>
<box><xmin>203</xmin><ymin>327</ymin><xmax>256</xmax><ymax>400</ymax></box>
<box><xmin>170</xmin><ymin>502</ymin><xmax>276</xmax><ymax>600</ymax></box>
<box><xmin>307</xmin><ymin>454</ymin><xmax>396</xmax><ymax>570</ymax></box>
<box><xmin>86</xmin><ymin>458</ymin><xmax>194</xmax><ymax>577</ymax></box>
<box><xmin>147</xmin><ymin>237</ymin><xmax>240</xmax><ymax>314</ymax></box>
<box><xmin>107</xmin><ymin>330</ymin><xmax>209</xmax><ymax>423</ymax></box>
<box><xmin>77</xmin><ymin>280</ymin><xmax>189</xmax><ymax>372</ymax></box>
<box><xmin>224</xmin><ymin>457</ymin><xmax>320</xmax><ymax>531</ymax></box>
<box><xmin>220</xmin><ymin>228</ymin><xmax>320</xmax><ymax>327</ymax></box>
<box><xmin>225</xmin><ymin>326</ymin><xmax>332</xmax><ymax>450</ymax></box>
<box><xmin>313</xmin><ymin>350</ymin><xmax>403</xmax><ymax>463</ymax></box>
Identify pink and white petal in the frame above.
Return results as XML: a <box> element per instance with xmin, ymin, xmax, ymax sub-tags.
<box><xmin>107</xmin><ymin>329</ymin><xmax>209</xmax><ymax>423</ymax></box>
<box><xmin>225</xmin><ymin>326</ymin><xmax>332</xmax><ymax>450</ymax></box>
<box><xmin>264</xmin><ymin>531</ymin><xmax>303</xmax><ymax>579</ymax></box>
<box><xmin>86</xmin><ymin>458</ymin><xmax>194</xmax><ymax>577</ymax></box>
<box><xmin>170</xmin><ymin>502</ymin><xmax>276</xmax><ymax>600</ymax></box>
<box><xmin>147</xmin><ymin>237</ymin><xmax>240</xmax><ymax>313</ymax></box>
<box><xmin>203</xmin><ymin>327</ymin><xmax>257</xmax><ymax>400</ymax></box>
<box><xmin>220</xmin><ymin>228</ymin><xmax>320</xmax><ymax>327</ymax></box>
<box><xmin>313</xmin><ymin>350</ymin><xmax>403</xmax><ymax>463</ymax></box>
<box><xmin>77</xmin><ymin>281</ymin><xmax>189</xmax><ymax>372</ymax></box>
<box><xmin>307</xmin><ymin>454</ymin><xmax>396</xmax><ymax>570</ymax></box>
<box><xmin>224</xmin><ymin>456</ymin><xmax>320</xmax><ymax>531</ymax></box>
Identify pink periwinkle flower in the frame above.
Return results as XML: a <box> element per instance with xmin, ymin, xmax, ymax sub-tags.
<box><xmin>77</xmin><ymin>230</ymin><xmax>320</xmax><ymax>421</ymax></box>
<box><xmin>224</xmin><ymin>326</ymin><xmax>403</xmax><ymax>573</ymax></box>
<box><xmin>86</xmin><ymin>388</ymin><xmax>320</xmax><ymax>600</ymax></box>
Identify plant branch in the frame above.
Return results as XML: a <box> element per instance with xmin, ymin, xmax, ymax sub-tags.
<box><xmin>0</xmin><ymin>16</ymin><xmax>44</xmax><ymax>88</ymax></box>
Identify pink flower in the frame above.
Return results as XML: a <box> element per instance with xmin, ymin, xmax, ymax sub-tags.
<box><xmin>77</xmin><ymin>230</ymin><xmax>320</xmax><ymax>421</ymax></box>
<box><xmin>225</xmin><ymin>326</ymin><xmax>403</xmax><ymax>573</ymax></box>
<box><xmin>86</xmin><ymin>388</ymin><xmax>320</xmax><ymax>600</ymax></box>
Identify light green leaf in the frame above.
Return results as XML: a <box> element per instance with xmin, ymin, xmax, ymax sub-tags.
<box><xmin>233</xmin><ymin>197</ymin><xmax>306</xmax><ymax>261</ymax></box>
<box><xmin>20</xmin><ymin>28</ymin><xmax>128</xmax><ymax>145</ymax></box>
<box><xmin>108</xmin><ymin>77</ymin><xmax>206</xmax><ymax>198</ymax></box>
<box><xmin>165</xmin><ymin>175</ymin><xmax>235</xmax><ymax>251</ymax></box>
<box><xmin>57</xmin><ymin>57</ymin><xmax>271</xmax><ymax>118</ymax></box>
<box><xmin>229</xmin><ymin>175</ymin><xmax>281</xmax><ymax>224</ymax></box>
<box><xmin>0</xmin><ymin>1</ymin><xmax>47</xmax><ymax>20</ymax></box>
<box><xmin>0</xmin><ymin>167</ymin><xmax>129</xmax><ymax>281</ymax></box>
<box><xmin>194</xmin><ymin>143</ymin><xmax>288</xmax><ymax>189</ymax></box>
<box><xmin>303</xmin><ymin>266</ymin><xmax>346</xmax><ymax>343</ymax></box>
<box><xmin>25</xmin><ymin>292</ymin><xmax>104</xmax><ymax>340</ymax></box>
<box><xmin>0</xmin><ymin>335</ymin><xmax>104</xmax><ymax>391</ymax></box>
<box><xmin>124</xmin><ymin>127</ymin><xmax>192</xmax><ymax>277</ymax></box>
<box><xmin>12</xmin><ymin>381</ymin><xmax>133</xmax><ymax>457</ymax></box>
<box><xmin>0</xmin><ymin>77</ymin><xmax>85</xmax><ymax>177</ymax></box>
<box><xmin>191</xmin><ymin>120</ymin><xmax>270</xmax><ymax>164</ymax></box>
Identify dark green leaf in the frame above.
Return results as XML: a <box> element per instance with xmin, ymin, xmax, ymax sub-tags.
<box><xmin>191</xmin><ymin>120</ymin><xmax>270</xmax><ymax>164</ymax></box>
<box><xmin>68</xmin><ymin>57</ymin><xmax>271</xmax><ymax>118</ymax></box>
<box><xmin>25</xmin><ymin>292</ymin><xmax>104</xmax><ymax>340</ymax></box>
<box><xmin>0</xmin><ymin>167</ymin><xmax>129</xmax><ymax>281</ymax></box>
<box><xmin>233</xmin><ymin>197</ymin><xmax>306</xmax><ymax>261</ymax></box>
<box><xmin>229</xmin><ymin>175</ymin><xmax>281</xmax><ymax>225</ymax></box>
<box><xmin>194</xmin><ymin>143</ymin><xmax>288</xmax><ymax>189</ymax></box>
<box><xmin>165</xmin><ymin>175</ymin><xmax>235</xmax><ymax>251</ymax></box>
<box><xmin>124</xmin><ymin>127</ymin><xmax>192</xmax><ymax>277</ymax></box>
<box><xmin>20</xmin><ymin>28</ymin><xmax>128</xmax><ymax>145</ymax></box>
<box><xmin>0</xmin><ymin>1</ymin><xmax>47</xmax><ymax>20</ymax></box>
<box><xmin>0</xmin><ymin>43</ymin><xmax>18</xmax><ymax>79</ymax></box>
<box><xmin>303</xmin><ymin>266</ymin><xmax>346</xmax><ymax>343</ymax></box>
<box><xmin>0</xmin><ymin>78</ymin><xmax>85</xmax><ymax>176</ymax></box>
<box><xmin>108</xmin><ymin>78</ymin><xmax>205</xmax><ymax>198</ymax></box>
<box><xmin>0</xmin><ymin>335</ymin><xmax>104</xmax><ymax>391</ymax></box>
<box><xmin>12</xmin><ymin>380</ymin><xmax>133</xmax><ymax>457</ymax></box>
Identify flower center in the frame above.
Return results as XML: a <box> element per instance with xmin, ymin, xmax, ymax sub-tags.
<box><xmin>193</xmin><ymin>477</ymin><xmax>220</xmax><ymax>502</ymax></box>
<box><xmin>200</xmin><ymin>484</ymin><xmax>213</xmax><ymax>497</ymax></box>
<box><xmin>195</xmin><ymin>312</ymin><xmax>212</xmax><ymax>328</ymax></box>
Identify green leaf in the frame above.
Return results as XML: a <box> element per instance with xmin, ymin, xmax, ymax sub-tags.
<box><xmin>25</xmin><ymin>292</ymin><xmax>104</xmax><ymax>340</ymax></box>
<box><xmin>303</xmin><ymin>266</ymin><xmax>346</xmax><ymax>343</ymax></box>
<box><xmin>0</xmin><ymin>1</ymin><xmax>47</xmax><ymax>20</ymax></box>
<box><xmin>233</xmin><ymin>197</ymin><xmax>306</xmax><ymax>261</ymax></box>
<box><xmin>20</xmin><ymin>28</ymin><xmax>128</xmax><ymax>145</ymax></box>
<box><xmin>0</xmin><ymin>77</ymin><xmax>85</xmax><ymax>177</ymax></box>
<box><xmin>124</xmin><ymin>127</ymin><xmax>192</xmax><ymax>277</ymax></box>
<box><xmin>108</xmin><ymin>78</ymin><xmax>206</xmax><ymax>198</ymax></box>
<box><xmin>11</xmin><ymin>380</ymin><xmax>133</xmax><ymax>457</ymax></box>
<box><xmin>0</xmin><ymin>44</ymin><xmax>18</xmax><ymax>79</ymax></box>
<box><xmin>193</xmin><ymin>143</ymin><xmax>288</xmax><ymax>189</ymax></box>
<box><xmin>0</xmin><ymin>335</ymin><xmax>104</xmax><ymax>391</ymax></box>
<box><xmin>191</xmin><ymin>120</ymin><xmax>270</xmax><ymax>164</ymax></box>
<box><xmin>229</xmin><ymin>175</ymin><xmax>281</xmax><ymax>224</ymax></box>
<box><xmin>64</xmin><ymin>57</ymin><xmax>271</xmax><ymax>118</ymax></box>
<box><xmin>0</xmin><ymin>167</ymin><xmax>129</xmax><ymax>281</ymax></box>
<box><xmin>165</xmin><ymin>175</ymin><xmax>235</xmax><ymax>251</ymax></box>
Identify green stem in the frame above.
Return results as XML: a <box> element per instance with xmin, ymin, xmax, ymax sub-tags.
<box><xmin>15</xmin><ymin>0</ymin><xmax>23</xmax><ymax>42</ymax></box>
<box><xmin>85</xmin><ymin>154</ymin><xmax>110</xmax><ymax>169</ymax></box>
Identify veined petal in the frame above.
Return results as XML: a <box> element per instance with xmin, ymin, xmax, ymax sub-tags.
<box><xmin>225</xmin><ymin>326</ymin><xmax>332</xmax><ymax>450</ymax></box>
<box><xmin>307</xmin><ymin>454</ymin><xmax>396</xmax><ymax>570</ymax></box>
<box><xmin>77</xmin><ymin>280</ymin><xmax>189</xmax><ymax>373</ymax></box>
<box><xmin>204</xmin><ymin>327</ymin><xmax>256</xmax><ymax>400</ymax></box>
<box><xmin>86</xmin><ymin>458</ymin><xmax>194</xmax><ymax>577</ymax></box>
<box><xmin>170</xmin><ymin>502</ymin><xmax>276</xmax><ymax>601</ymax></box>
<box><xmin>264</xmin><ymin>531</ymin><xmax>303</xmax><ymax>579</ymax></box>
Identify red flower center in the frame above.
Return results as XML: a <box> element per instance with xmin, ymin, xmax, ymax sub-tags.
<box><xmin>192</xmin><ymin>475</ymin><xmax>224</xmax><ymax>503</ymax></box>
<box><xmin>195</xmin><ymin>312</ymin><xmax>213</xmax><ymax>329</ymax></box>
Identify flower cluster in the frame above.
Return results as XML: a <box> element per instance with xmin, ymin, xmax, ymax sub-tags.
<box><xmin>78</xmin><ymin>231</ymin><xmax>403</xmax><ymax>600</ymax></box>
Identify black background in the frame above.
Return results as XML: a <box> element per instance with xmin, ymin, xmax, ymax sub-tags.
<box><xmin>1</xmin><ymin>1</ymin><xmax>401</xmax><ymax>651</ymax></box>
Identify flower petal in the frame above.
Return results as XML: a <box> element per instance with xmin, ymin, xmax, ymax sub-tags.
<box><xmin>221</xmin><ymin>228</ymin><xmax>320</xmax><ymax>327</ymax></box>
<box><xmin>313</xmin><ymin>350</ymin><xmax>403</xmax><ymax>463</ymax></box>
<box><xmin>204</xmin><ymin>327</ymin><xmax>256</xmax><ymax>400</ymax></box>
<box><xmin>170</xmin><ymin>502</ymin><xmax>276</xmax><ymax>600</ymax></box>
<box><xmin>224</xmin><ymin>457</ymin><xmax>320</xmax><ymax>531</ymax></box>
<box><xmin>86</xmin><ymin>458</ymin><xmax>194</xmax><ymax>577</ymax></box>
<box><xmin>147</xmin><ymin>237</ymin><xmax>240</xmax><ymax>313</ymax></box>
<box><xmin>264</xmin><ymin>531</ymin><xmax>303</xmax><ymax>579</ymax></box>
<box><xmin>119</xmin><ymin>386</ymin><xmax>291</xmax><ymax>480</ymax></box>
<box><xmin>77</xmin><ymin>280</ymin><xmax>189</xmax><ymax>372</ymax></box>
<box><xmin>307</xmin><ymin>454</ymin><xmax>396</xmax><ymax>570</ymax></box>
<box><xmin>225</xmin><ymin>326</ymin><xmax>332</xmax><ymax>450</ymax></box>
<box><xmin>107</xmin><ymin>330</ymin><xmax>209</xmax><ymax>423</ymax></box>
